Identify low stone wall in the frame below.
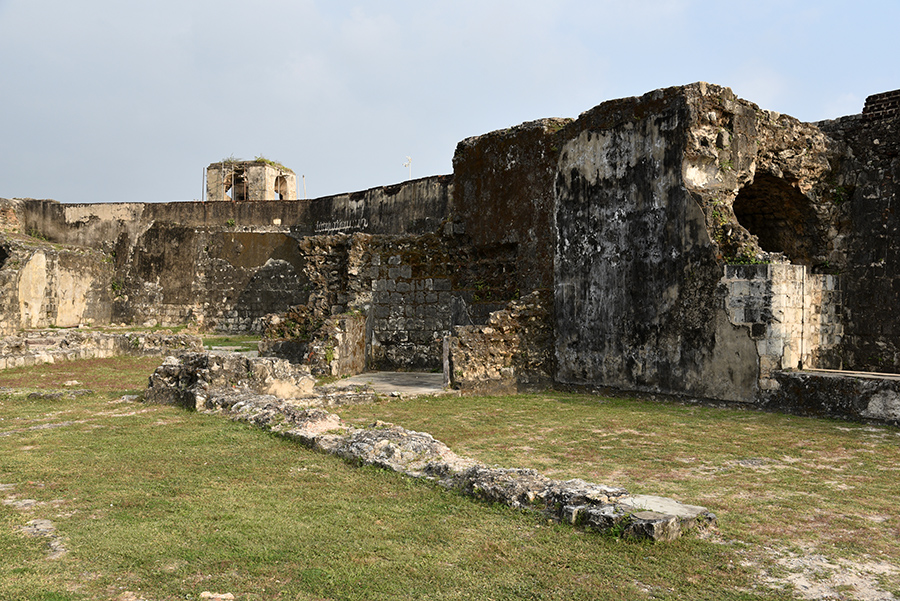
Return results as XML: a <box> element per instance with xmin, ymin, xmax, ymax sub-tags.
<box><xmin>259</xmin><ymin>313</ymin><xmax>366</xmax><ymax>377</ymax></box>
<box><xmin>144</xmin><ymin>352</ymin><xmax>715</xmax><ymax>541</ymax></box>
<box><xmin>0</xmin><ymin>330</ymin><xmax>202</xmax><ymax>370</ymax></box>
<box><xmin>763</xmin><ymin>370</ymin><xmax>900</xmax><ymax>424</ymax></box>
<box><xmin>448</xmin><ymin>290</ymin><xmax>553</xmax><ymax>393</ymax></box>
<box><xmin>146</xmin><ymin>352</ymin><xmax>320</xmax><ymax>409</ymax></box>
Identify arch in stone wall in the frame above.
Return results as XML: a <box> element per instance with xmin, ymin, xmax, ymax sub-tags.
<box><xmin>733</xmin><ymin>173</ymin><xmax>820</xmax><ymax>265</ymax></box>
<box><xmin>224</xmin><ymin>167</ymin><xmax>248</xmax><ymax>201</ymax></box>
<box><xmin>274</xmin><ymin>175</ymin><xmax>289</xmax><ymax>200</ymax></box>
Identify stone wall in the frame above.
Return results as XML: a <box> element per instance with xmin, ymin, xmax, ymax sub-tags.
<box><xmin>368</xmin><ymin>233</ymin><xmax>517</xmax><ymax>370</ymax></box>
<box><xmin>552</xmin><ymin>82</ymin><xmax>892</xmax><ymax>403</ymax></box>
<box><xmin>555</xmin><ymin>85</ymin><xmax>760</xmax><ymax>402</ymax></box>
<box><xmin>819</xmin><ymin>108</ymin><xmax>900</xmax><ymax>373</ymax></box>
<box><xmin>724</xmin><ymin>263</ymin><xmax>842</xmax><ymax>390</ymax></box>
<box><xmin>9</xmin><ymin>175</ymin><xmax>452</xmax><ymax>248</ymax></box>
<box><xmin>448</xmin><ymin>290</ymin><xmax>553</xmax><ymax>394</ymax></box>
<box><xmin>260</xmin><ymin>313</ymin><xmax>367</xmax><ymax>377</ymax></box>
<box><xmin>451</xmin><ymin>119</ymin><xmax>569</xmax><ymax>292</ymax></box>
<box><xmin>0</xmin><ymin>330</ymin><xmax>202</xmax><ymax>369</ymax></box>
<box><xmin>0</xmin><ymin>237</ymin><xmax>113</xmax><ymax>335</ymax></box>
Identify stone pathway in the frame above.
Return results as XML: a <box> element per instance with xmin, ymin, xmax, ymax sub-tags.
<box><xmin>325</xmin><ymin>371</ymin><xmax>448</xmax><ymax>398</ymax></box>
<box><xmin>2</xmin><ymin>482</ymin><xmax>68</xmax><ymax>559</ymax></box>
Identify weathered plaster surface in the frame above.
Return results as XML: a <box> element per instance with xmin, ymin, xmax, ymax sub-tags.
<box><xmin>17</xmin><ymin>251</ymin><xmax>48</xmax><ymax>329</ymax></box>
<box><xmin>554</xmin><ymin>87</ymin><xmax>758</xmax><ymax>401</ymax></box>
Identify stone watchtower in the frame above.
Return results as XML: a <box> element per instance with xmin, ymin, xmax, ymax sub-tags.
<box><xmin>206</xmin><ymin>160</ymin><xmax>297</xmax><ymax>201</ymax></box>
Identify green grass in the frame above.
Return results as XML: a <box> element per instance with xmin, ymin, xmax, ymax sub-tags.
<box><xmin>202</xmin><ymin>335</ymin><xmax>260</xmax><ymax>352</ymax></box>
<box><xmin>338</xmin><ymin>394</ymin><xmax>900</xmax><ymax>558</ymax></box>
<box><xmin>1</xmin><ymin>358</ymin><xmax>898</xmax><ymax>600</ymax></box>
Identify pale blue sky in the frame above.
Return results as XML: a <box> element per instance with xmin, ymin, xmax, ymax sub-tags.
<box><xmin>1</xmin><ymin>0</ymin><xmax>897</xmax><ymax>203</ymax></box>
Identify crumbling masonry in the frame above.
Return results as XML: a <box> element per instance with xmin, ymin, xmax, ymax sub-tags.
<box><xmin>2</xmin><ymin>83</ymin><xmax>899</xmax><ymax>422</ymax></box>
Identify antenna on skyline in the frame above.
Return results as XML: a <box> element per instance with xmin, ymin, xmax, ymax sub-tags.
<box><xmin>403</xmin><ymin>156</ymin><xmax>412</xmax><ymax>180</ymax></box>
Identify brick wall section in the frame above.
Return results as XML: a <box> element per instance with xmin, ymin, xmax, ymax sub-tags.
<box><xmin>724</xmin><ymin>264</ymin><xmax>842</xmax><ymax>391</ymax></box>
<box><xmin>448</xmin><ymin>290</ymin><xmax>553</xmax><ymax>393</ymax></box>
<box><xmin>368</xmin><ymin>233</ymin><xmax>517</xmax><ymax>370</ymax></box>
<box><xmin>863</xmin><ymin>89</ymin><xmax>900</xmax><ymax>121</ymax></box>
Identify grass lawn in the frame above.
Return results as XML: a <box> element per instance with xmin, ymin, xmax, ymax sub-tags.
<box><xmin>1</xmin><ymin>358</ymin><xmax>898</xmax><ymax>600</ymax></box>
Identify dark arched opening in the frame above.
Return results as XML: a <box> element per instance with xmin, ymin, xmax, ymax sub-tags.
<box><xmin>224</xmin><ymin>168</ymin><xmax>248</xmax><ymax>201</ymax></box>
<box><xmin>733</xmin><ymin>173</ymin><xmax>821</xmax><ymax>265</ymax></box>
<box><xmin>274</xmin><ymin>175</ymin><xmax>288</xmax><ymax>201</ymax></box>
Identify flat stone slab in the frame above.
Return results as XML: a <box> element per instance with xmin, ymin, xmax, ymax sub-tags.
<box><xmin>329</xmin><ymin>371</ymin><xmax>448</xmax><ymax>398</ymax></box>
<box><xmin>619</xmin><ymin>494</ymin><xmax>712</xmax><ymax>521</ymax></box>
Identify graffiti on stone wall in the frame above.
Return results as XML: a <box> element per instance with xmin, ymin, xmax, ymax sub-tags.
<box><xmin>314</xmin><ymin>218</ymin><xmax>369</xmax><ymax>234</ymax></box>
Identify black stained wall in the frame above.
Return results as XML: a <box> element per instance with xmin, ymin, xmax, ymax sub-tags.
<box><xmin>554</xmin><ymin>86</ymin><xmax>759</xmax><ymax>402</ymax></box>
<box><xmin>820</xmin><ymin>109</ymin><xmax>900</xmax><ymax>372</ymax></box>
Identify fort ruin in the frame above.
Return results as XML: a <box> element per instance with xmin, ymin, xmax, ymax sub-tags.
<box><xmin>205</xmin><ymin>159</ymin><xmax>298</xmax><ymax>202</ymax></box>
<box><xmin>1</xmin><ymin>82</ymin><xmax>898</xmax><ymax>423</ymax></box>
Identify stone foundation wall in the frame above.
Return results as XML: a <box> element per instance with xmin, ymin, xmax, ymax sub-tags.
<box><xmin>763</xmin><ymin>370</ymin><xmax>900</xmax><ymax>424</ymax></box>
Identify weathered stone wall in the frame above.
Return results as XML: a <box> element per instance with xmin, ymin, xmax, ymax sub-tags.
<box><xmin>8</xmin><ymin>175</ymin><xmax>451</xmax><ymax>248</ymax></box>
<box><xmin>368</xmin><ymin>233</ymin><xmax>517</xmax><ymax>370</ymax></box>
<box><xmin>552</xmin><ymin>82</ymin><xmax>885</xmax><ymax>402</ymax></box>
<box><xmin>451</xmin><ymin>119</ymin><xmax>569</xmax><ymax>293</ymax></box>
<box><xmin>448</xmin><ymin>290</ymin><xmax>553</xmax><ymax>394</ymax></box>
<box><xmin>0</xmin><ymin>237</ymin><xmax>113</xmax><ymax>335</ymax></box>
<box><xmin>555</xmin><ymin>85</ymin><xmax>760</xmax><ymax>402</ymax></box>
<box><xmin>819</xmin><ymin>108</ymin><xmax>900</xmax><ymax>373</ymax></box>
<box><xmin>263</xmin><ymin>313</ymin><xmax>367</xmax><ymax>377</ymax></box>
<box><xmin>724</xmin><ymin>264</ymin><xmax>842</xmax><ymax>390</ymax></box>
<box><xmin>2</xmin><ymin>176</ymin><xmax>452</xmax><ymax>335</ymax></box>
<box><xmin>146</xmin><ymin>352</ymin><xmax>316</xmax><ymax>409</ymax></box>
